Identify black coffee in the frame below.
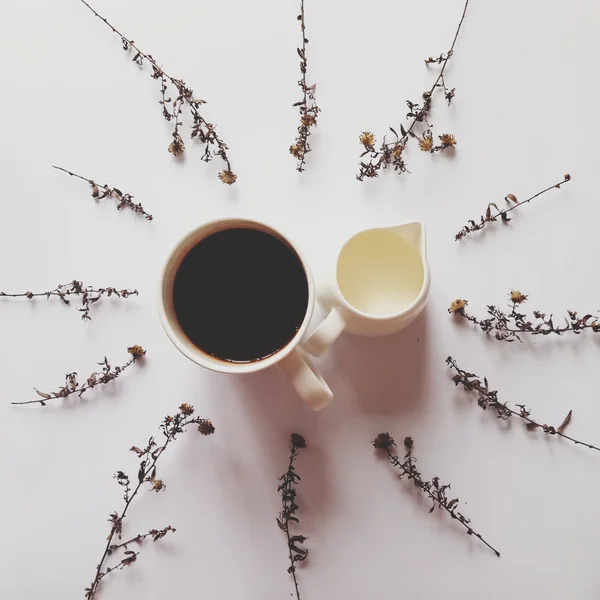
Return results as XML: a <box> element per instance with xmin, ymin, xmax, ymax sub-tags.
<box><xmin>173</xmin><ymin>227</ymin><xmax>309</xmax><ymax>362</ymax></box>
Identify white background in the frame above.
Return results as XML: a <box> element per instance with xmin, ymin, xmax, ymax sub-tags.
<box><xmin>2</xmin><ymin>0</ymin><xmax>600</xmax><ymax>598</ymax></box>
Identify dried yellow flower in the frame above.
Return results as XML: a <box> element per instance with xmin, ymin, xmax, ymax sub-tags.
<box><xmin>198</xmin><ymin>420</ymin><xmax>215</xmax><ymax>435</ymax></box>
<box><xmin>168</xmin><ymin>135</ymin><xmax>185</xmax><ymax>157</ymax></box>
<box><xmin>127</xmin><ymin>345</ymin><xmax>146</xmax><ymax>359</ymax></box>
<box><xmin>449</xmin><ymin>299</ymin><xmax>468</xmax><ymax>313</ymax></box>
<box><xmin>179</xmin><ymin>403</ymin><xmax>195</xmax><ymax>416</ymax></box>
<box><xmin>439</xmin><ymin>133</ymin><xmax>457</xmax><ymax>148</ymax></box>
<box><xmin>510</xmin><ymin>290</ymin><xmax>528</xmax><ymax>304</ymax></box>
<box><xmin>289</xmin><ymin>144</ymin><xmax>304</xmax><ymax>159</ymax></box>
<box><xmin>419</xmin><ymin>134</ymin><xmax>433</xmax><ymax>152</ymax></box>
<box><xmin>392</xmin><ymin>144</ymin><xmax>403</xmax><ymax>158</ymax></box>
<box><xmin>218</xmin><ymin>170</ymin><xmax>237</xmax><ymax>185</ymax></box>
<box><xmin>151</xmin><ymin>479</ymin><xmax>165</xmax><ymax>492</ymax></box>
<box><xmin>301</xmin><ymin>114</ymin><xmax>317</xmax><ymax>127</ymax></box>
<box><xmin>359</xmin><ymin>131</ymin><xmax>376</xmax><ymax>148</ymax></box>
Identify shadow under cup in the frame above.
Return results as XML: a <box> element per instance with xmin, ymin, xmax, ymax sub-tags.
<box><xmin>336</xmin><ymin>228</ymin><xmax>425</xmax><ymax>317</ymax></box>
<box><xmin>159</xmin><ymin>220</ymin><xmax>314</xmax><ymax>374</ymax></box>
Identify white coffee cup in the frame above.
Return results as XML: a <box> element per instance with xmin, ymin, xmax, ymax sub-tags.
<box><xmin>158</xmin><ymin>218</ymin><xmax>333</xmax><ymax>411</ymax></box>
<box><xmin>304</xmin><ymin>222</ymin><xmax>430</xmax><ymax>356</ymax></box>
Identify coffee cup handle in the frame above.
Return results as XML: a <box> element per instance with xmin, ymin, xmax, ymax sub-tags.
<box><xmin>277</xmin><ymin>348</ymin><xmax>333</xmax><ymax>411</ymax></box>
<box><xmin>303</xmin><ymin>308</ymin><xmax>346</xmax><ymax>357</ymax></box>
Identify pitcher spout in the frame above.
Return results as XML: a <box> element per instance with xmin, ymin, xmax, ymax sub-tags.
<box><xmin>389</xmin><ymin>221</ymin><xmax>426</xmax><ymax>259</ymax></box>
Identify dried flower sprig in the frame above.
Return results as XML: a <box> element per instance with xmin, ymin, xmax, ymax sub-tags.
<box><xmin>373</xmin><ymin>433</ymin><xmax>500</xmax><ymax>557</ymax></box>
<box><xmin>289</xmin><ymin>0</ymin><xmax>320</xmax><ymax>172</ymax></box>
<box><xmin>77</xmin><ymin>0</ymin><xmax>236</xmax><ymax>184</ymax></box>
<box><xmin>11</xmin><ymin>346</ymin><xmax>145</xmax><ymax>407</ymax></box>
<box><xmin>357</xmin><ymin>0</ymin><xmax>469</xmax><ymax>180</ymax></box>
<box><xmin>53</xmin><ymin>166</ymin><xmax>153</xmax><ymax>220</ymax></box>
<box><xmin>277</xmin><ymin>434</ymin><xmax>308</xmax><ymax>600</ymax></box>
<box><xmin>84</xmin><ymin>404</ymin><xmax>215</xmax><ymax>599</ymax></box>
<box><xmin>446</xmin><ymin>356</ymin><xmax>600</xmax><ymax>452</ymax></box>
<box><xmin>0</xmin><ymin>280</ymin><xmax>137</xmax><ymax>321</ymax></box>
<box><xmin>449</xmin><ymin>292</ymin><xmax>600</xmax><ymax>342</ymax></box>
<box><xmin>455</xmin><ymin>174</ymin><xmax>571</xmax><ymax>240</ymax></box>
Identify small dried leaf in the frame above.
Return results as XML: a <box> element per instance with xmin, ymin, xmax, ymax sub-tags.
<box><xmin>505</xmin><ymin>193</ymin><xmax>518</xmax><ymax>203</ymax></box>
<box><xmin>389</xmin><ymin>127</ymin><xmax>398</xmax><ymax>137</ymax></box>
<box><xmin>34</xmin><ymin>389</ymin><xmax>51</xmax><ymax>399</ymax></box>
<box><xmin>557</xmin><ymin>410</ymin><xmax>572</xmax><ymax>434</ymax></box>
<box><xmin>526</xmin><ymin>422</ymin><xmax>540</xmax><ymax>431</ymax></box>
<box><xmin>447</xmin><ymin>498</ymin><xmax>459</xmax><ymax>510</ymax></box>
<box><xmin>91</xmin><ymin>184</ymin><xmax>100</xmax><ymax>198</ymax></box>
<box><xmin>276</xmin><ymin>518</ymin><xmax>286</xmax><ymax>531</ymax></box>
<box><xmin>400</xmin><ymin>124</ymin><xmax>407</xmax><ymax>137</ymax></box>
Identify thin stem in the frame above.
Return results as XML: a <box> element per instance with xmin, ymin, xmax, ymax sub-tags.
<box><xmin>386</xmin><ymin>0</ymin><xmax>469</xmax><ymax>147</ymax></box>
<box><xmin>52</xmin><ymin>165</ymin><xmax>97</xmax><ymax>186</ymax></box>
<box><xmin>384</xmin><ymin>448</ymin><xmax>500</xmax><ymax>557</ymax></box>
<box><xmin>284</xmin><ymin>449</ymin><xmax>301</xmax><ymax>600</ymax></box>
<box><xmin>77</xmin><ymin>0</ymin><xmax>234</xmax><ymax>179</ymax></box>
<box><xmin>107</xmin><ymin>526</ymin><xmax>175</xmax><ymax>554</ymax></box>
<box><xmin>373</xmin><ymin>433</ymin><xmax>499</xmax><ymax>557</ymax></box>
<box><xmin>52</xmin><ymin>166</ymin><xmax>153</xmax><ymax>220</ymax></box>
<box><xmin>455</xmin><ymin>175</ymin><xmax>571</xmax><ymax>240</ymax></box>
<box><xmin>446</xmin><ymin>357</ymin><xmax>600</xmax><ymax>452</ymax></box>
<box><xmin>11</xmin><ymin>351</ymin><xmax>141</xmax><ymax>406</ymax></box>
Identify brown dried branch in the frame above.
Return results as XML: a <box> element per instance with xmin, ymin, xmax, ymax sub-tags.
<box><xmin>447</xmin><ymin>357</ymin><xmax>600</xmax><ymax>452</ymax></box>
<box><xmin>277</xmin><ymin>434</ymin><xmax>308</xmax><ymax>600</ymax></box>
<box><xmin>84</xmin><ymin>404</ymin><xmax>215</xmax><ymax>599</ymax></box>
<box><xmin>289</xmin><ymin>0</ymin><xmax>320</xmax><ymax>172</ymax></box>
<box><xmin>11</xmin><ymin>346</ymin><xmax>146</xmax><ymax>407</ymax></box>
<box><xmin>373</xmin><ymin>433</ymin><xmax>500</xmax><ymax>557</ymax></box>
<box><xmin>53</xmin><ymin>166</ymin><xmax>153</xmax><ymax>220</ymax></box>
<box><xmin>77</xmin><ymin>0</ymin><xmax>236</xmax><ymax>185</ymax></box>
<box><xmin>357</xmin><ymin>0</ymin><xmax>469</xmax><ymax>181</ymax></box>
<box><xmin>0</xmin><ymin>280</ymin><xmax>137</xmax><ymax>321</ymax></box>
<box><xmin>449</xmin><ymin>292</ymin><xmax>600</xmax><ymax>342</ymax></box>
<box><xmin>455</xmin><ymin>174</ymin><xmax>571</xmax><ymax>240</ymax></box>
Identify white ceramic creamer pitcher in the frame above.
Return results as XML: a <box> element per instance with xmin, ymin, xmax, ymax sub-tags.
<box><xmin>304</xmin><ymin>222</ymin><xmax>430</xmax><ymax>356</ymax></box>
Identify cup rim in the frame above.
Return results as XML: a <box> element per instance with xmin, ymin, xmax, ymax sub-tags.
<box><xmin>157</xmin><ymin>218</ymin><xmax>315</xmax><ymax>374</ymax></box>
<box><xmin>332</xmin><ymin>221</ymin><xmax>430</xmax><ymax>321</ymax></box>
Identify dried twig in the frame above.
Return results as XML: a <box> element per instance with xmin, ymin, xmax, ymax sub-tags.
<box><xmin>11</xmin><ymin>346</ymin><xmax>146</xmax><ymax>406</ymax></box>
<box><xmin>277</xmin><ymin>434</ymin><xmax>308</xmax><ymax>600</ymax></box>
<box><xmin>289</xmin><ymin>0</ymin><xmax>320</xmax><ymax>172</ymax></box>
<box><xmin>357</xmin><ymin>0</ymin><xmax>469</xmax><ymax>180</ymax></box>
<box><xmin>447</xmin><ymin>356</ymin><xmax>600</xmax><ymax>452</ymax></box>
<box><xmin>53</xmin><ymin>166</ymin><xmax>153</xmax><ymax>220</ymax></box>
<box><xmin>455</xmin><ymin>174</ymin><xmax>571</xmax><ymax>240</ymax></box>
<box><xmin>77</xmin><ymin>0</ymin><xmax>236</xmax><ymax>184</ymax></box>
<box><xmin>449</xmin><ymin>292</ymin><xmax>600</xmax><ymax>342</ymax></box>
<box><xmin>373</xmin><ymin>433</ymin><xmax>500</xmax><ymax>557</ymax></box>
<box><xmin>84</xmin><ymin>403</ymin><xmax>215</xmax><ymax>599</ymax></box>
<box><xmin>0</xmin><ymin>280</ymin><xmax>137</xmax><ymax>321</ymax></box>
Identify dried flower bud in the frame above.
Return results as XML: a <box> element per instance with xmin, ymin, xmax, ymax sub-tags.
<box><xmin>168</xmin><ymin>134</ymin><xmax>185</xmax><ymax>157</ymax></box>
<box><xmin>289</xmin><ymin>144</ymin><xmax>304</xmax><ymax>159</ymax></box>
<box><xmin>403</xmin><ymin>436</ymin><xmax>414</xmax><ymax>449</ymax></box>
<box><xmin>359</xmin><ymin>131</ymin><xmax>376</xmax><ymax>149</ymax></box>
<box><xmin>301</xmin><ymin>114</ymin><xmax>317</xmax><ymax>127</ymax></box>
<box><xmin>419</xmin><ymin>131</ymin><xmax>433</xmax><ymax>152</ymax></box>
<box><xmin>372</xmin><ymin>432</ymin><xmax>395</xmax><ymax>450</ymax></box>
<box><xmin>151</xmin><ymin>479</ymin><xmax>165</xmax><ymax>492</ymax></box>
<box><xmin>198</xmin><ymin>420</ymin><xmax>215</xmax><ymax>436</ymax></box>
<box><xmin>438</xmin><ymin>133</ymin><xmax>457</xmax><ymax>148</ymax></box>
<box><xmin>291</xmin><ymin>433</ymin><xmax>306</xmax><ymax>448</ymax></box>
<box><xmin>510</xmin><ymin>290</ymin><xmax>528</xmax><ymax>304</ymax></box>
<box><xmin>448</xmin><ymin>299</ymin><xmax>468</xmax><ymax>313</ymax></box>
<box><xmin>218</xmin><ymin>170</ymin><xmax>237</xmax><ymax>185</ymax></box>
<box><xmin>179</xmin><ymin>403</ymin><xmax>194</xmax><ymax>416</ymax></box>
<box><xmin>127</xmin><ymin>345</ymin><xmax>146</xmax><ymax>359</ymax></box>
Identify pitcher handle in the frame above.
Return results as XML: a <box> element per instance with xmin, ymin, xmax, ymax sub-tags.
<box><xmin>303</xmin><ymin>308</ymin><xmax>346</xmax><ymax>357</ymax></box>
<box><xmin>277</xmin><ymin>348</ymin><xmax>333</xmax><ymax>411</ymax></box>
